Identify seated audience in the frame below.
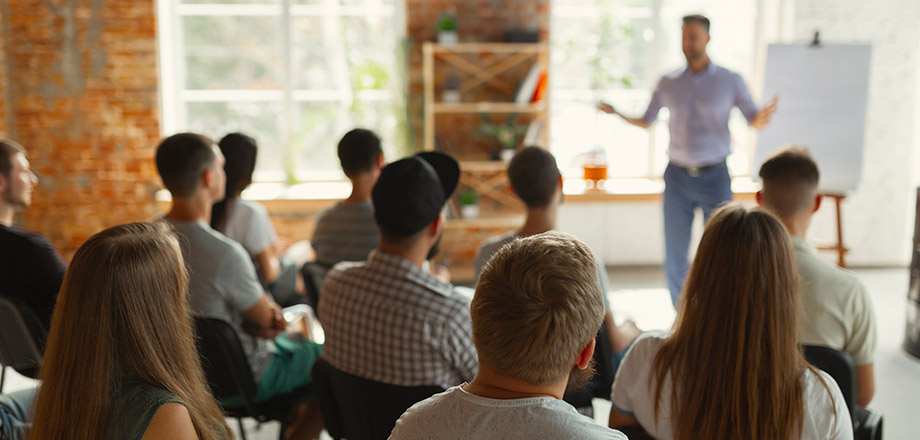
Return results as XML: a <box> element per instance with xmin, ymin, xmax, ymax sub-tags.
<box><xmin>473</xmin><ymin>146</ymin><xmax>640</xmax><ymax>368</ymax></box>
<box><xmin>0</xmin><ymin>140</ymin><xmax>65</xmax><ymax>331</ymax></box>
<box><xmin>30</xmin><ymin>222</ymin><xmax>231</xmax><ymax>439</ymax></box>
<box><xmin>311</xmin><ymin>128</ymin><xmax>384</xmax><ymax>268</ymax></box>
<box><xmin>757</xmin><ymin>146</ymin><xmax>877</xmax><ymax>406</ymax></box>
<box><xmin>319</xmin><ymin>151</ymin><xmax>477</xmax><ymax>387</ymax></box>
<box><xmin>610</xmin><ymin>204</ymin><xmax>852</xmax><ymax>439</ymax></box>
<box><xmin>390</xmin><ymin>232</ymin><xmax>627</xmax><ymax>439</ymax></box>
<box><xmin>211</xmin><ymin>132</ymin><xmax>305</xmax><ymax>305</ymax></box>
<box><xmin>156</xmin><ymin>133</ymin><xmax>322</xmax><ymax>439</ymax></box>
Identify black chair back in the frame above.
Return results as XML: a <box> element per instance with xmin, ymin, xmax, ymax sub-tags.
<box><xmin>193</xmin><ymin>317</ymin><xmax>259</xmax><ymax>413</ymax></box>
<box><xmin>312</xmin><ymin>357</ymin><xmax>444</xmax><ymax>440</ymax></box>
<box><xmin>300</xmin><ymin>262</ymin><xmax>329</xmax><ymax>316</ymax></box>
<box><xmin>803</xmin><ymin>345</ymin><xmax>884</xmax><ymax>440</ymax></box>
<box><xmin>802</xmin><ymin>345</ymin><xmax>858</xmax><ymax>418</ymax></box>
<box><xmin>0</xmin><ymin>297</ymin><xmax>44</xmax><ymax>387</ymax></box>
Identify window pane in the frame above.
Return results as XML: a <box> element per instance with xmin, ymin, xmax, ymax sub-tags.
<box><xmin>291</xmin><ymin>17</ymin><xmax>336</xmax><ymax>90</ymax></box>
<box><xmin>184</xmin><ymin>101</ymin><xmax>284</xmax><ymax>172</ymax></box>
<box><xmin>182</xmin><ymin>0</ymin><xmax>277</xmax><ymax>4</ymax></box>
<box><xmin>183</xmin><ymin>15</ymin><xmax>282</xmax><ymax>89</ymax></box>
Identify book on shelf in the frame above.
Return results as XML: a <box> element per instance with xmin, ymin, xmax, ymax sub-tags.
<box><xmin>514</xmin><ymin>63</ymin><xmax>544</xmax><ymax>104</ymax></box>
<box><xmin>531</xmin><ymin>70</ymin><xmax>548</xmax><ymax>102</ymax></box>
<box><xmin>521</xmin><ymin>120</ymin><xmax>544</xmax><ymax>146</ymax></box>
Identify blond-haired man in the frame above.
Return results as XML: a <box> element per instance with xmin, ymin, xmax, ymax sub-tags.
<box><xmin>390</xmin><ymin>232</ymin><xmax>627</xmax><ymax>439</ymax></box>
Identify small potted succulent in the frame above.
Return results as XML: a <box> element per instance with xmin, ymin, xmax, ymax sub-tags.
<box><xmin>457</xmin><ymin>188</ymin><xmax>479</xmax><ymax>219</ymax></box>
<box><xmin>437</xmin><ymin>12</ymin><xmax>458</xmax><ymax>45</ymax></box>
<box><xmin>478</xmin><ymin>114</ymin><xmax>527</xmax><ymax>162</ymax></box>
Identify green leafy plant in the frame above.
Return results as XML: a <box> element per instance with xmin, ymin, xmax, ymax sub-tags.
<box><xmin>457</xmin><ymin>188</ymin><xmax>479</xmax><ymax>206</ymax></box>
<box><xmin>437</xmin><ymin>13</ymin><xmax>458</xmax><ymax>32</ymax></box>
<box><xmin>477</xmin><ymin>114</ymin><xmax>527</xmax><ymax>151</ymax></box>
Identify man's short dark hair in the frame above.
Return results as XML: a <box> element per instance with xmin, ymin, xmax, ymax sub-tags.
<box><xmin>338</xmin><ymin>128</ymin><xmax>382</xmax><ymax>178</ymax></box>
<box><xmin>758</xmin><ymin>145</ymin><xmax>820</xmax><ymax>218</ymax></box>
<box><xmin>683</xmin><ymin>14</ymin><xmax>710</xmax><ymax>33</ymax></box>
<box><xmin>507</xmin><ymin>146</ymin><xmax>561</xmax><ymax>208</ymax></box>
<box><xmin>0</xmin><ymin>140</ymin><xmax>24</xmax><ymax>180</ymax></box>
<box><xmin>155</xmin><ymin>133</ymin><xmax>217</xmax><ymax>198</ymax></box>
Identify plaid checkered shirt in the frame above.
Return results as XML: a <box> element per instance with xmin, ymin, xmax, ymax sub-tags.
<box><xmin>318</xmin><ymin>250</ymin><xmax>478</xmax><ymax>388</ymax></box>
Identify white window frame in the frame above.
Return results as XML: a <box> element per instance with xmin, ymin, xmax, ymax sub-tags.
<box><xmin>157</xmin><ymin>0</ymin><xmax>404</xmax><ymax>184</ymax></box>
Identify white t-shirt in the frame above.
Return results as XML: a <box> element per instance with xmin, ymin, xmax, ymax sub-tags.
<box><xmin>223</xmin><ymin>198</ymin><xmax>278</xmax><ymax>256</ymax></box>
<box><xmin>389</xmin><ymin>386</ymin><xmax>626</xmax><ymax>440</ymax></box>
<box><xmin>611</xmin><ymin>332</ymin><xmax>853</xmax><ymax>440</ymax></box>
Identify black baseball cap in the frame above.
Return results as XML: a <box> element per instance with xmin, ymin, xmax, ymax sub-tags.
<box><xmin>372</xmin><ymin>151</ymin><xmax>460</xmax><ymax>237</ymax></box>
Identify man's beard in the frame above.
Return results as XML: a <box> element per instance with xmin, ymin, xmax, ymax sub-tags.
<box><xmin>565</xmin><ymin>358</ymin><xmax>597</xmax><ymax>393</ymax></box>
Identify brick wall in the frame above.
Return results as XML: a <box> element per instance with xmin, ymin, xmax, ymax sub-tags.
<box><xmin>1</xmin><ymin>0</ymin><xmax>161</xmax><ymax>260</ymax></box>
<box><xmin>0</xmin><ymin>3</ymin><xmax>9</xmax><ymax>137</ymax></box>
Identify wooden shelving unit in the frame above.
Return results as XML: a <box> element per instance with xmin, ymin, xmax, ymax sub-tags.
<box><xmin>422</xmin><ymin>42</ymin><xmax>550</xmax><ymax>152</ymax></box>
<box><xmin>422</xmin><ymin>42</ymin><xmax>550</xmax><ymax>281</ymax></box>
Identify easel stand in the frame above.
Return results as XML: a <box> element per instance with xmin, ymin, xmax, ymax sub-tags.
<box><xmin>816</xmin><ymin>193</ymin><xmax>849</xmax><ymax>268</ymax></box>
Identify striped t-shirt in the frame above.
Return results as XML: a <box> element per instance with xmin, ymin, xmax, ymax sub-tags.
<box><xmin>311</xmin><ymin>201</ymin><xmax>379</xmax><ymax>267</ymax></box>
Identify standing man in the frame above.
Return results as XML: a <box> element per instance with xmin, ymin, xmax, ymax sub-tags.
<box><xmin>598</xmin><ymin>14</ymin><xmax>777</xmax><ymax>304</ymax></box>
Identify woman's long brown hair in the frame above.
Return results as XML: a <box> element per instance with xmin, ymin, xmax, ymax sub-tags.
<box><xmin>650</xmin><ymin>204</ymin><xmax>831</xmax><ymax>440</ymax></box>
<box><xmin>30</xmin><ymin>222</ymin><xmax>231</xmax><ymax>439</ymax></box>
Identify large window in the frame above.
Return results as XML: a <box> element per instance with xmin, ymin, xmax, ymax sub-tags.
<box><xmin>158</xmin><ymin>0</ymin><xmax>405</xmax><ymax>183</ymax></box>
<box><xmin>551</xmin><ymin>0</ymin><xmax>766</xmax><ymax>179</ymax></box>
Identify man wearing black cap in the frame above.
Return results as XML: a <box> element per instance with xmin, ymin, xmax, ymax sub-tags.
<box><xmin>318</xmin><ymin>151</ymin><xmax>478</xmax><ymax>388</ymax></box>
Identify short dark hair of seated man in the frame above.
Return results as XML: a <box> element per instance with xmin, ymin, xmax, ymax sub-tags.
<box><xmin>756</xmin><ymin>145</ymin><xmax>877</xmax><ymax>407</ymax></box>
<box><xmin>390</xmin><ymin>232</ymin><xmax>627</xmax><ymax>439</ymax></box>
<box><xmin>311</xmin><ymin>128</ymin><xmax>385</xmax><ymax>268</ymax></box>
<box><xmin>474</xmin><ymin>146</ymin><xmax>640</xmax><ymax>362</ymax></box>
<box><xmin>155</xmin><ymin>132</ymin><xmax>324</xmax><ymax>439</ymax></box>
<box><xmin>318</xmin><ymin>151</ymin><xmax>479</xmax><ymax>388</ymax></box>
<box><xmin>0</xmin><ymin>139</ymin><xmax>66</xmax><ymax>332</ymax></box>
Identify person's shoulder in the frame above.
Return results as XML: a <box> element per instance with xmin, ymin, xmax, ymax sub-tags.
<box><xmin>235</xmin><ymin>198</ymin><xmax>269</xmax><ymax>218</ymax></box>
<box><xmin>533</xmin><ymin>399</ymin><xmax>628</xmax><ymax>439</ymax></box>
<box><xmin>477</xmin><ymin>232</ymin><xmax>517</xmax><ymax>256</ymax></box>
<box><xmin>0</xmin><ymin>225</ymin><xmax>53</xmax><ymax>250</ymax></box>
<box><xmin>390</xmin><ymin>388</ymin><xmax>458</xmax><ymax>438</ymax></box>
<box><xmin>802</xmin><ymin>368</ymin><xmax>847</xmax><ymax>413</ymax></box>
<box><xmin>176</xmin><ymin>221</ymin><xmax>250</xmax><ymax>262</ymax></box>
<box><xmin>661</xmin><ymin>66</ymin><xmax>685</xmax><ymax>81</ymax></box>
<box><xmin>797</xmin><ymin>248</ymin><xmax>865</xmax><ymax>297</ymax></box>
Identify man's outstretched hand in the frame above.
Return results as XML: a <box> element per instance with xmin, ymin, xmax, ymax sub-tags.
<box><xmin>751</xmin><ymin>96</ymin><xmax>778</xmax><ymax>129</ymax></box>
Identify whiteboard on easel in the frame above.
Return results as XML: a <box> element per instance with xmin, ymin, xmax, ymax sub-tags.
<box><xmin>754</xmin><ymin>43</ymin><xmax>872</xmax><ymax>193</ymax></box>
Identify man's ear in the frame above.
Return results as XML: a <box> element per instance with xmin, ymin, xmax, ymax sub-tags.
<box><xmin>201</xmin><ymin>168</ymin><xmax>215</xmax><ymax>192</ymax></box>
<box><xmin>0</xmin><ymin>173</ymin><xmax>7</xmax><ymax>193</ymax></box>
<box><xmin>377</xmin><ymin>152</ymin><xmax>386</xmax><ymax>169</ymax></box>
<box><xmin>576</xmin><ymin>338</ymin><xmax>596</xmax><ymax>370</ymax></box>
<box><xmin>813</xmin><ymin>193</ymin><xmax>824</xmax><ymax>213</ymax></box>
<box><xmin>428</xmin><ymin>210</ymin><xmax>444</xmax><ymax>238</ymax></box>
<box><xmin>755</xmin><ymin>190</ymin><xmax>763</xmax><ymax>207</ymax></box>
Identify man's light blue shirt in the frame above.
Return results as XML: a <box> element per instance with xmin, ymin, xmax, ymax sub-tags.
<box><xmin>643</xmin><ymin>62</ymin><xmax>759</xmax><ymax>167</ymax></box>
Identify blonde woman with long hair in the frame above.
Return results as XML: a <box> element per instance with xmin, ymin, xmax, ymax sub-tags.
<box><xmin>609</xmin><ymin>204</ymin><xmax>852</xmax><ymax>440</ymax></box>
<box><xmin>30</xmin><ymin>222</ymin><xmax>231</xmax><ymax>439</ymax></box>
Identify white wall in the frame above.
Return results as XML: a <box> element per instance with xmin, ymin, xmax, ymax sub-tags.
<box><xmin>561</xmin><ymin>0</ymin><xmax>920</xmax><ymax>267</ymax></box>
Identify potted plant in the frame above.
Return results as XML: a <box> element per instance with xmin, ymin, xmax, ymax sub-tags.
<box><xmin>443</xmin><ymin>74</ymin><xmax>461</xmax><ymax>103</ymax></box>
<box><xmin>478</xmin><ymin>114</ymin><xmax>527</xmax><ymax>162</ymax></box>
<box><xmin>437</xmin><ymin>13</ymin><xmax>458</xmax><ymax>45</ymax></box>
<box><xmin>457</xmin><ymin>188</ymin><xmax>479</xmax><ymax>219</ymax></box>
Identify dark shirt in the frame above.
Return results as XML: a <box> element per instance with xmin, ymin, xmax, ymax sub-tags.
<box><xmin>0</xmin><ymin>224</ymin><xmax>66</xmax><ymax>329</ymax></box>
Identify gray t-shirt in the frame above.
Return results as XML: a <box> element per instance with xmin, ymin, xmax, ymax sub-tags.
<box><xmin>168</xmin><ymin>220</ymin><xmax>274</xmax><ymax>380</ymax></box>
<box><xmin>390</xmin><ymin>386</ymin><xmax>627</xmax><ymax>440</ymax></box>
<box><xmin>311</xmin><ymin>201</ymin><xmax>379</xmax><ymax>267</ymax></box>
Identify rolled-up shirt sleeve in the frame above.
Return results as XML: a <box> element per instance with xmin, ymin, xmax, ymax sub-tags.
<box><xmin>642</xmin><ymin>79</ymin><xmax>665</xmax><ymax>124</ymax></box>
<box><xmin>734</xmin><ymin>74</ymin><xmax>759</xmax><ymax>123</ymax></box>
